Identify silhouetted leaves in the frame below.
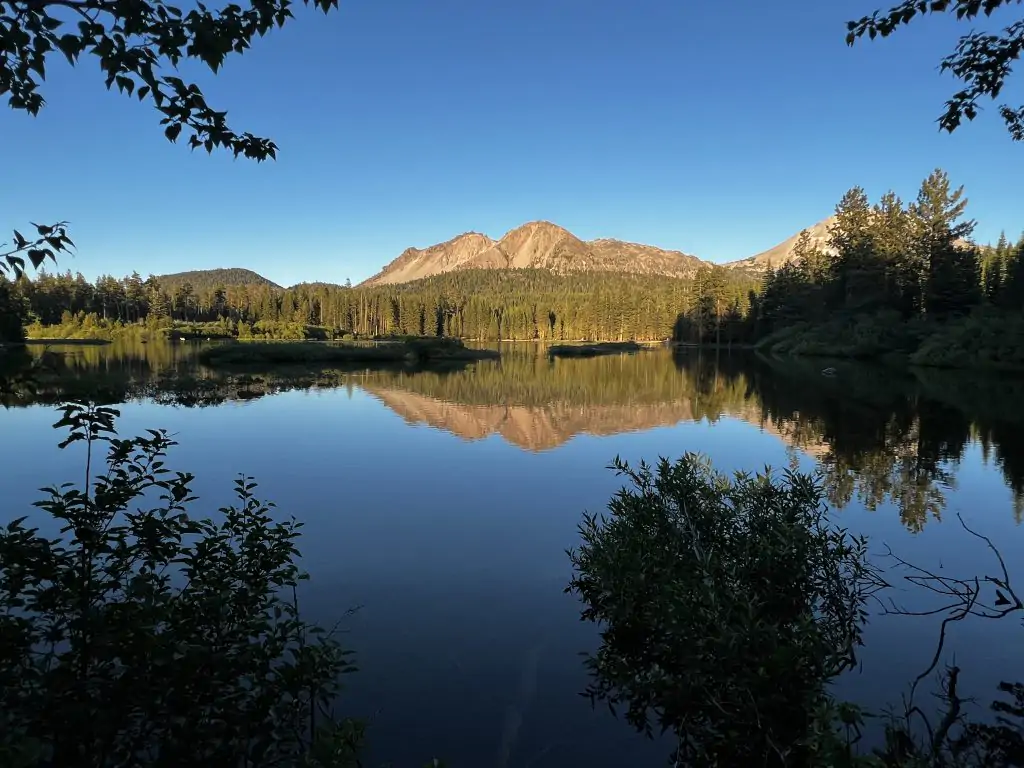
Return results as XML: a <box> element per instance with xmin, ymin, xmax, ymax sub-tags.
<box><xmin>1</xmin><ymin>0</ymin><xmax>342</xmax><ymax>161</ymax></box>
<box><xmin>0</xmin><ymin>402</ymin><xmax>366</xmax><ymax>766</ymax></box>
<box><xmin>847</xmin><ymin>0</ymin><xmax>1024</xmax><ymax>139</ymax></box>
<box><xmin>0</xmin><ymin>221</ymin><xmax>73</xmax><ymax>280</ymax></box>
<box><xmin>566</xmin><ymin>454</ymin><xmax>881</xmax><ymax>765</ymax></box>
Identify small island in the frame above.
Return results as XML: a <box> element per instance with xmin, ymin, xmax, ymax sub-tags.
<box><xmin>547</xmin><ymin>341</ymin><xmax>642</xmax><ymax>358</ymax></box>
<box><xmin>198</xmin><ymin>337</ymin><xmax>500</xmax><ymax>369</ymax></box>
<box><xmin>23</xmin><ymin>338</ymin><xmax>113</xmax><ymax>346</ymax></box>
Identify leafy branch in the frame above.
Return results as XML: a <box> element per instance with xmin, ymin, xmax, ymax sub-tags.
<box><xmin>846</xmin><ymin>0</ymin><xmax>1024</xmax><ymax>139</ymax></box>
<box><xmin>0</xmin><ymin>221</ymin><xmax>73</xmax><ymax>278</ymax></box>
<box><xmin>1</xmin><ymin>0</ymin><xmax>342</xmax><ymax>161</ymax></box>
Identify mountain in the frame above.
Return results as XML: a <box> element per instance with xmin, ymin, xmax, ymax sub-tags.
<box><xmin>156</xmin><ymin>268</ymin><xmax>281</xmax><ymax>291</ymax></box>
<box><xmin>360</xmin><ymin>221</ymin><xmax>705</xmax><ymax>286</ymax></box>
<box><xmin>721</xmin><ymin>218</ymin><xmax>837</xmax><ymax>274</ymax></box>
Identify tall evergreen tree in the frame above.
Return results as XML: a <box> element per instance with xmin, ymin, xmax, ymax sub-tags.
<box><xmin>911</xmin><ymin>169</ymin><xmax>980</xmax><ymax>316</ymax></box>
<box><xmin>829</xmin><ymin>187</ymin><xmax>882</xmax><ymax>312</ymax></box>
<box><xmin>1001</xmin><ymin>236</ymin><xmax>1024</xmax><ymax>312</ymax></box>
<box><xmin>870</xmin><ymin>191</ymin><xmax>919</xmax><ymax>316</ymax></box>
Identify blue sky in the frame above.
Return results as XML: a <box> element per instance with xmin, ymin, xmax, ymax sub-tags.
<box><xmin>4</xmin><ymin>0</ymin><xmax>1022</xmax><ymax>286</ymax></box>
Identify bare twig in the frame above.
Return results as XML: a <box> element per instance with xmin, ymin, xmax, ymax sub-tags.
<box><xmin>877</xmin><ymin>513</ymin><xmax>1022</xmax><ymax>758</ymax></box>
<box><xmin>879</xmin><ymin>512</ymin><xmax>1022</xmax><ymax>642</ymax></box>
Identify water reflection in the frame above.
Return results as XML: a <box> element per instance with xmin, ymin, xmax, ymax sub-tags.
<box><xmin>4</xmin><ymin>340</ymin><xmax>1022</xmax><ymax>532</ymax></box>
<box><xmin>2</xmin><ymin>340</ymin><xmax>1022</xmax><ymax>765</ymax></box>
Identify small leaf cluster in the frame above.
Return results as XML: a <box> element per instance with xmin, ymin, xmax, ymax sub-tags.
<box><xmin>0</xmin><ymin>401</ymin><xmax>361</xmax><ymax>766</ymax></box>
<box><xmin>846</xmin><ymin>0</ymin><xmax>1024</xmax><ymax>139</ymax></box>
<box><xmin>0</xmin><ymin>221</ymin><xmax>74</xmax><ymax>279</ymax></box>
<box><xmin>566</xmin><ymin>453</ymin><xmax>880</xmax><ymax>766</ymax></box>
<box><xmin>1</xmin><ymin>0</ymin><xmax>341</xmax><ymax>160</ymax></box>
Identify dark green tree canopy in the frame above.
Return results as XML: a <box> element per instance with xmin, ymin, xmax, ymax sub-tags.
<box><xmin>1</xmin><ymin>0</ymin><xmax>339</xmax><ymax>159</ymax></box>
<box><xmin>847</xmin><ymin>0</ymin><xmax>1024</xmax><ymax>139</ymax></box>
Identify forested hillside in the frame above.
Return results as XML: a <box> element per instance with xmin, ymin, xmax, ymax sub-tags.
<box><xmin>156</xmin><ymin>268</ymin><xmax>282</xmax><ymax>291</ymax></box>
<box><xmin>2</xmin><ymin>169</ymin><xmax>1022</xmax><ymax>361</ymax></box>
<box><xmin>3</xmin><ymin>267</ymin><xmax>757</xmax><ymax>343</ymax></box>
<box><xmin>754</xmin><ymin>169</ymin><xmax>1024</xmax><ymax>368</ymax></box>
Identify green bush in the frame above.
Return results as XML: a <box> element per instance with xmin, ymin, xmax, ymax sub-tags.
<box><xmin>756</xmin><ymin>312</ymin><xmax>928</xmax><ymax>359</ymax></box>
<box><xmin>567</xmin><ymin>454</ymin><xmax>879</xmax><ymax>766</ymax></box>
<box><xmin>911</xmin><ymin>309</ymin><xmax>1024</xmax><ymax>370</ymax></box>
<box><xmin>24</xmin><ymin>311</ymin><xmax>141</xmax><ymax>342</ymax></box>
<box><xmin>0</xmin><ymin>403</ymin><xmax>364</xmax><ymax>767</ymax></box>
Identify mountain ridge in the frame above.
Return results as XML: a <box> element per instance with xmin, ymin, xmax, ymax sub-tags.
<box><xmin>722</xmin><ymin>218</ymin><xmax>837</xmax><ymax>274</ymax></box>
<box><xmin>154</xmin><ymin>218</ymin><xmax>848</xmax><ymax>291</ymax></box>
<box><xmin>360</xmin><ymin>220</ymin><xmax>708</xmax><ymax>286</ymax></box>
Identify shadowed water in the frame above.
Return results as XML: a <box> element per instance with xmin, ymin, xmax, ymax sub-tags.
<box><xmin>1</xmin><ymin>339</ymin><xmax>1022</xmax><ymax>766</ymax></box>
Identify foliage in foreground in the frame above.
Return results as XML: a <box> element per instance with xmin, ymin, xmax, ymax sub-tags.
<box><xmin>0</xmin><ymin>402</ymin><xmax>446</xmax><ymax>767</ymax></box>
<box><xmin>846</xmin><ymin>0</ymin><xmax>1024</xmax><ymax>140</ymax></box>
<box><xmin>568</xmin><ymin>453</ymin><xmax>1024</xmax><ymax>766</ymax></box>
<box><xmin>566</xmin><ymin>454</ymin><xmax>879</xmax><ymax>766</ymax></box>
<box><xmin>1</xmin><ymin>0</ymin><xmax>342</xmax><ymax>164</ymax></box>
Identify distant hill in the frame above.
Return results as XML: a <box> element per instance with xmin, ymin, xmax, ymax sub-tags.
<box><xmin>360</xmin><ymin>221</ymin><xmax>706</xmax><ymax>286</ymax></box>
<box><xmin>288</xmin><ymin>280</ymin><xmax>349</xmax><ymax>290</ymax></box>
<box><xmin>156</xmin><ymin>268</ymin><xmax>281</xmax><ymax>291</ymax></box>
<box><xmin>721</xmin><ymin>218</ymin><xmax>837</xmax><ymax>275</ymax></box>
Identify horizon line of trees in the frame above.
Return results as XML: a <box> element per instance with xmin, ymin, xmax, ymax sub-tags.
<box><xmin>1</xmin><ymin>265</ymin><xmax>760</xmax><ymax>344</ymax></box>
<box><xmin>2</xmin><ymin>169</ymin><xmax>1022</xmax><ymax>347</ymax></box>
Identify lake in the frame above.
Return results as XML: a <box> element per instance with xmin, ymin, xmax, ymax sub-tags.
<box><xmin>1</xmin><ymin>340</ymin><xmax>1022</xmax><ymax>766</ymax></box>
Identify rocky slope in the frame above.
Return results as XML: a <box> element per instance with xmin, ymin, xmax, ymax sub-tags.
<box><xmin>360</xmin><ymin>221</ymin><xmax>706</xmax><ymax>286</ymax></box>
<box><xmin>722</xmin><ymin>217</ymin><xmax>837</xmax><ymax>274</ymax></box>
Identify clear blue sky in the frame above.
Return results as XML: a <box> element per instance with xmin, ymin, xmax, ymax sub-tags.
<box><xmin>4</xmin><ymin>0</ymin><xmax>1022</xmax><ymax>286</ymax></box>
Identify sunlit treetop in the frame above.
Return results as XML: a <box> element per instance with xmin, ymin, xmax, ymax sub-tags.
<box><xmin>847</xmin><ymin>0</ymin><xmax>1024</xmax><ymax>140</ymax></box>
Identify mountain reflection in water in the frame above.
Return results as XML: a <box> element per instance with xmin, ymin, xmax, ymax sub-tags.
<box><xmin>4</xmin><ymin>338</ymin><xmax>1024</xmax><ymax>532</ymax></box>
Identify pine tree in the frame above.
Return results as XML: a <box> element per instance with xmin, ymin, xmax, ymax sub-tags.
<box><xmin>870</xmin><ymin>191</ymin><xmax>918</xmax><ymax>316</ymax></box>
<box><xmin>829</xmin><ymin>187</ymin><xmax>881</xmax><ymax>311</ymax></box>
<box><xmin>981</xmin><ymin>232</ymin><xmax>1009</xmax><ymax>304</ymax></box>
<box><xmin>911</xmin><ymin>169</ymin><xmax>979</xmax><ymax>317</ymax></box>
<box><xmin>1001</xmin><ymin>235</ymin><xmax>1024</xmax><ymax>312</ymax></box>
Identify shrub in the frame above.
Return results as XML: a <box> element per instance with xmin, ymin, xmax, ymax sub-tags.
<box><xmin>911</xmin><ymin>309</ymin><xmax>1024</xmax><ymax>370</ymax></box>
<box><xmin>756</xmin><ymin>312</ymin><xmax>927</xmax><ymax>359</ymax></box>
<box><xmin>566</xmin><ymin>454</ymin><xmax>879</xmax><ymax>766</ymax></box>
<box><xmin>0</xmin><ymin>403</ymin><xmax>362</xmax><ymax>767</ymax></box>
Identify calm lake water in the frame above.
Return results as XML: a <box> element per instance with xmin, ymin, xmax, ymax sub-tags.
<box><xmin>1</xmin><ymin>340</ymin><xmax>1022</xmax><ymax>766</ymax></box>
